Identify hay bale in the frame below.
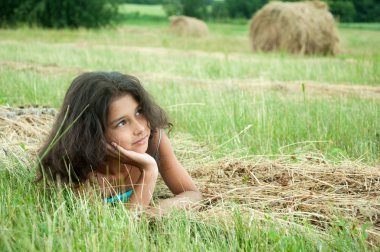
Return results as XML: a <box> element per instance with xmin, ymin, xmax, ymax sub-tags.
<box><xmin>169</xmin><ymin>15</ymin><xmax>209</xmax><ymax>37</ymax></box>
<box><xmin>249</xmin><ymin>1</ymin><xmax>339</xmax><ymax>55</ymax></box>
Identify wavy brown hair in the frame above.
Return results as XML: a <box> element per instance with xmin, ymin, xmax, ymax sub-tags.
<box><xmin>37</xmin><ymin>72</ymin><xmax>170</xmax><ymax>184</ymax></box>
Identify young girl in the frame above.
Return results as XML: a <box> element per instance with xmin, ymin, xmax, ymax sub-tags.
<box><xmin>37</xmin><ymin>71</ymin><xmax>202</xmax><ymax>212</ymax></box>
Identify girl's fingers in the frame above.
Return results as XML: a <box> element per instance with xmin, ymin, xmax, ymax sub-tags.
<box><xmin>106</xmin><ymin>143</ymin><xmax>130</xmax><ymax>163</ymax></box>
<box><xmin>106</xmin><ymin>144</ymin><xmax>120</xmax><ymax>157</ymax></box>
<box><xmin>108</xmin><ymin>142</ymin><xmax>140</xmax><ymax>162</ymax></box>
<box><xmin>111</xmin><ymin>142</ymin><xmax>132</xmax><ymax>157</ymax></box>
<box><xmin>106</xmin><ymin>143</ymin><xmax>115</xmax><ymax>153</ymax></box>
<box><xmin>107</xmin><ymin>142</ymin><xmax>157</xmax><ymax>168</ymax></box>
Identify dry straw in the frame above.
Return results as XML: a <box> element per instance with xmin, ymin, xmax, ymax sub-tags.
<box><xmin>1</xmin><ymin>106</ymin><xmax>379</xmax><ymax>242</ymax></box>
<box><xmin>169</xmin><ymin>15</ymin><xmax>209</xmax><ymax>37</ymax></box>
<box><xmin>249</xmin><ymin>1</ymin><xmax>340</xmax><ymax>55</ymax></box>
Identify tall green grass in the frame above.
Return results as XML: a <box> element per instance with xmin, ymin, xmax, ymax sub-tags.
<box><xmin>0</xmin><ymin>22</ymin><xmax>379</xmax><ymax>162</ymax></box>
<box><xmin>155</xmin><ymin>83</ymin><xmax>379</xmax><ymax>163</ymax></box>
<box><xmin>0</xmin><ymin>26</ymin><xmax>379</xmax><ymax>84</ymax></box>
<box><xmin>0</xmin><ymin>159</ymin><xmax>374</xmax><ymax>251</ymax></box>
<box><xmin>0</xmin><ymin>67</ymin><xmax>378</xmax><ymax>162</ymax></box>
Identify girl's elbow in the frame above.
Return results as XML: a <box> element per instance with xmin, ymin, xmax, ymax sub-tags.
<box><xmin>193</xmin><ymin>190</ymin><xmax>203</xmax><ymax>202</ymax></box>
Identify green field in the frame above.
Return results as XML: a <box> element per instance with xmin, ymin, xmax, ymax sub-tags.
<box><xmin>1</xmin><ymin>4</ymin><xmax>379</xmax><ymax>251</ymax></box>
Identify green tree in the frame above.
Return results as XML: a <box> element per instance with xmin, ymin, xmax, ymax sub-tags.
<box><xmin>163</xmin><ymin>0</ymin><xmax>208</xmax><ymax>18</ymax></box>
<box><xmin>224</xmin><ymin>0</ymin><xmax>267</xmax><ymax>19</ymax></box>
<box><xmin>210</xmin><ymin>1</ymin><xmax>229</xmax><ymax>20</ymax></box>
<box><xmin>0</xmin><ymin>0</ymin><xmax>23</xmax><ymax>26</ymax></box>
<box><xmin>327</xmin><ymin>0</ymin><xmax>356</xmax><ymax>22</ymax></box>
<box><xmin>182</xmin><ymin>0</ymin><xmax>208</xmax><ymax>18</ymax></box>
<box><xmin>162</xmin><ymin>0</ymin><xmax>183</xmax><ymax>16</ymax></box>
<box><xmin>122</xmin><ymin>0</ymin><xmax>163</xmax><ymax>4</ymax></box>
<box><xmin>352</xmin><ymin>0</ymin><xmax>380</xmax><ymax>22</ymax></box>
<box><xmin>1</xmin><ymin>0</ymin><xmax>119</xmax><ymax>28</ymax></box>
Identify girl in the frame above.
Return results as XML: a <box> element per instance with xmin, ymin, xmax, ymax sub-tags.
<box><xmin>37</xmin><ymin>72</ymin><xmax>202</xmax><ymax>212</ymax></box>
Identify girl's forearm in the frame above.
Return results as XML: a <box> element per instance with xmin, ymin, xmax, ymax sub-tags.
<box><xmin>156</xmin><ymin>191</ymin><xmax>203</xmax><ymax>211</ymax></box>
<box><xmin>127</xmin><ymin>166</ymin><xmax>158</xmax><ymax>208</ymax></box>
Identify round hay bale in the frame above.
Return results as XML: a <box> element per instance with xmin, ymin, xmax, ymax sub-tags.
<box><xmin>169</xmin><ymin>15</ymin><xmax>209</xmax><ymax>37</ymax></box>
<box><xmin>249</xmin><ymin>1</ymin><xmax>339</xmax><ymax>55</ymax></box>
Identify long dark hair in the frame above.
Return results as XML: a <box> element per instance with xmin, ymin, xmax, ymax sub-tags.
<box><xmin>37</xmin><ymin>72</ymin><xmax>170</xmax><ymax>184</ymax></box>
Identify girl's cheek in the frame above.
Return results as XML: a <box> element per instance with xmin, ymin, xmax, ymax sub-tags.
<box><xmin>105</xmin><ymin>133</ymin><xmax>116</xmax><ymax>144</ymax></box>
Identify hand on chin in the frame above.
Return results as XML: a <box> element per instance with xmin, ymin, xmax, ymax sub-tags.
<box><xmin>106</xmin><ymin>142</ymin><xmax>157</xmax><ymax>171</ymax></box>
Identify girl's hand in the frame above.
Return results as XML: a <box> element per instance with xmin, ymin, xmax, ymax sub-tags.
<box><xmin>106</xmin><ymin>142</ymin><xmax>157</xmax><ymax>172</ymax></box>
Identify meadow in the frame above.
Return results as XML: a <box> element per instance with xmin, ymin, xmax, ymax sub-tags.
<box><xmin>0</xmin><ymin>4</ymin><xmax>379</xmax><ymax>251</ymax></box>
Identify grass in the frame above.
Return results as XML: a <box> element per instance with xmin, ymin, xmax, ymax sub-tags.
<box><xmin>118</xmin><ymin>3</ymin><xmax>166</xmax><ymax>17</ymax></box>
<box><xmin>165</xmin><ymin>85</ymin><xmax>379</xmax><ymax>162</ymax></box>
<box><xmin>0</xmin><ymin>160</ymin><xmax>374</xmax><ymax>251</ymax></box>
<box><xmin>0</xmin><ymin>3</ymin><xmax>379</xmax><ymax>251</ymax></box>
<box><xmin>0</xmin><ymin>23</ymin><xmax>379</xmax><ymax>163</ymax></box>
<box><xmin>339</xmin><ymin>22</ymin><xmax>380</xmax><ymax>31</ymax></box>
<box><xmin>116</xmin><ymin>3</ymin><xmax>167</xmax><ymax>25</ymax></box>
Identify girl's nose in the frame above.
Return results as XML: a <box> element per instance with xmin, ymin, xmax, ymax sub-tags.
<box><xmin>133</xmin><ymin>120</ymin><xmax>145</xmax><ymax>135</ymax></box>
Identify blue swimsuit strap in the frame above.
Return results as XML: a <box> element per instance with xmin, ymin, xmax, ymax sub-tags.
<box><xmin>104</xmin><ymin>189</ymin><xmax>133</xmax><ymax>203</ymax></box>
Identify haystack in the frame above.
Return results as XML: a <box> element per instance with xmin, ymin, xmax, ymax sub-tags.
<box><xmin>249</xmin><ymin>1</ymin><xmax>339</xmax><ymax>55</ymax></box>
<box><xmin>169</xmin><ymin>15</ymin><xmax>209</xmax><ymax>37</ymax></box>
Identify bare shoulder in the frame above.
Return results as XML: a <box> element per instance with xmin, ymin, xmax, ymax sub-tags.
<box><xmin>146</xmin><ymin>128</ymin><xmax>171</xmax><ymax>156</ymax></box>
<box><xmin>147</xmin><ymin>129</ymin><xmax>159</xmax><ymax>156</ymax></box>
<box><xmin>157</xmin><ymin>130</ymin><xmax>174</xmax><ymax>156</ymax></box>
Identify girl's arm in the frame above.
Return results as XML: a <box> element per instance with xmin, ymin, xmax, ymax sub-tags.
<box><xmin>127</xmin><ymin>164</ymin><xmax>158</xmax><ymax>208</ymax></box>
<box><xmin>149</xmin><ymin>131</ymin><xmax>203</xmax><ymax>212</ymax></box>
<box><xmin>107</xmin><ymin>143</ymin><xmax>159</xmax><ymax>208</ymax></box>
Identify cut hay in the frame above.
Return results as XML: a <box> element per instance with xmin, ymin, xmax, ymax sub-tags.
<box><xmin>249</xmin><ymin>1</ymin><xmax>340</xmax><ymax>55</ymax></box>
<box><xmin>169</xmin><ymin>16</ymin><xmax>209</xmax><ymax>37</ymax></box>
<box><xmin>0</xmin><ymin>106</ymin><xmax>56</xmax><ymax>164</ymax></box>
<box><xmin>194</xmin><ymin>159</ymin><xmax>379</xmax><ymax>229</ymax></box>
<box><xmin>1</xmin><ymin>106</ymin><xmax>379</xmax><ymax>241</ymax></box>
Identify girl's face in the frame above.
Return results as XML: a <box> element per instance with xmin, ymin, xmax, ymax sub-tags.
<box><xmin>104</xmin><ymin>93</ymin><xmax>150</xmax><ymax>154</ymax></box>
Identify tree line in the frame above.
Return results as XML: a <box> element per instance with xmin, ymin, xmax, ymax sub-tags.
<box><xmin>0</xmin><ymin>0</ymin><xmax>119</xmax><ymax>28</ymax></box>
<box><xmin>127</xmin><ymin>0</ymin><xmax>380</xmax><ymax>22</ymax></box>
<box><xmin>1</xmin><ymin>0</ymin><xmax>379</xmax><ymax>28</ymax></box>
<box><xmin>161</xmin><ymin>0</ymin><xmax>380</xmax><ymax>22</ymax></box>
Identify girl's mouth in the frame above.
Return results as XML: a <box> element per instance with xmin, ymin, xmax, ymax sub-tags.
<box><xmin>133</xmin><ymin>135</ymin><xmax>148</xmax><ymax>145</ymax></box>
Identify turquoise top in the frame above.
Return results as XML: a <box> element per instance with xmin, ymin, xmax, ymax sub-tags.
<box><xmin>104</xmin><ymin>189</ymin><xmax>133</xmax><ymax>203</ymax></box>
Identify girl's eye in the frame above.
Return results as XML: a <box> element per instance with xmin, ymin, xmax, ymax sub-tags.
<box><xmin>116</xmin><ymin>120</ymin><xmax>129</xmax><ymax>128</ymax></box>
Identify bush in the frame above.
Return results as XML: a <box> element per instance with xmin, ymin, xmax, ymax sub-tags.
<box><xmin>122</xmin><ymin>0</ymin><xmax>163</xmax><ymax>4</ymax></box>
<box><xmin>210</xmin><ymin>1</ymin><xmax>229</xmax><ymax>20</ymax></box>
<box><xmin>182</xmin><ymin>0</ymin><xmax>208</xmax><ymax>18</ymax></box>
<box><xmin>162</xmin><ymin>0</ymin><xmax>208</xmax><ymax>19</ymax></box>
<box><xmin>352</xmin><ymin>0</ymin><xmax>380</xmax><ymax>22</ymax></box>
<box><xmin>328</xmin><ymin>1</ymin><xmax>356</xmax><ymax>22</ymax></box>
<box><xmin>225</xmin><ymin>0</ymin><xmax>267</xmax><ymax>19</ymax></box>
<box><xmin>1</xmin><ymin>0</ymin><xmax>119</xmax><ymax>28</ymax></box>
<box><xmin>0</xmin><ymin>0</ymin><xmax>23</xmax><ymax>26</ymax></box>
<box><xmin>162</xmin><ymin>0</ymin><xmax>183</xmax><ymax>16</ymax></box>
